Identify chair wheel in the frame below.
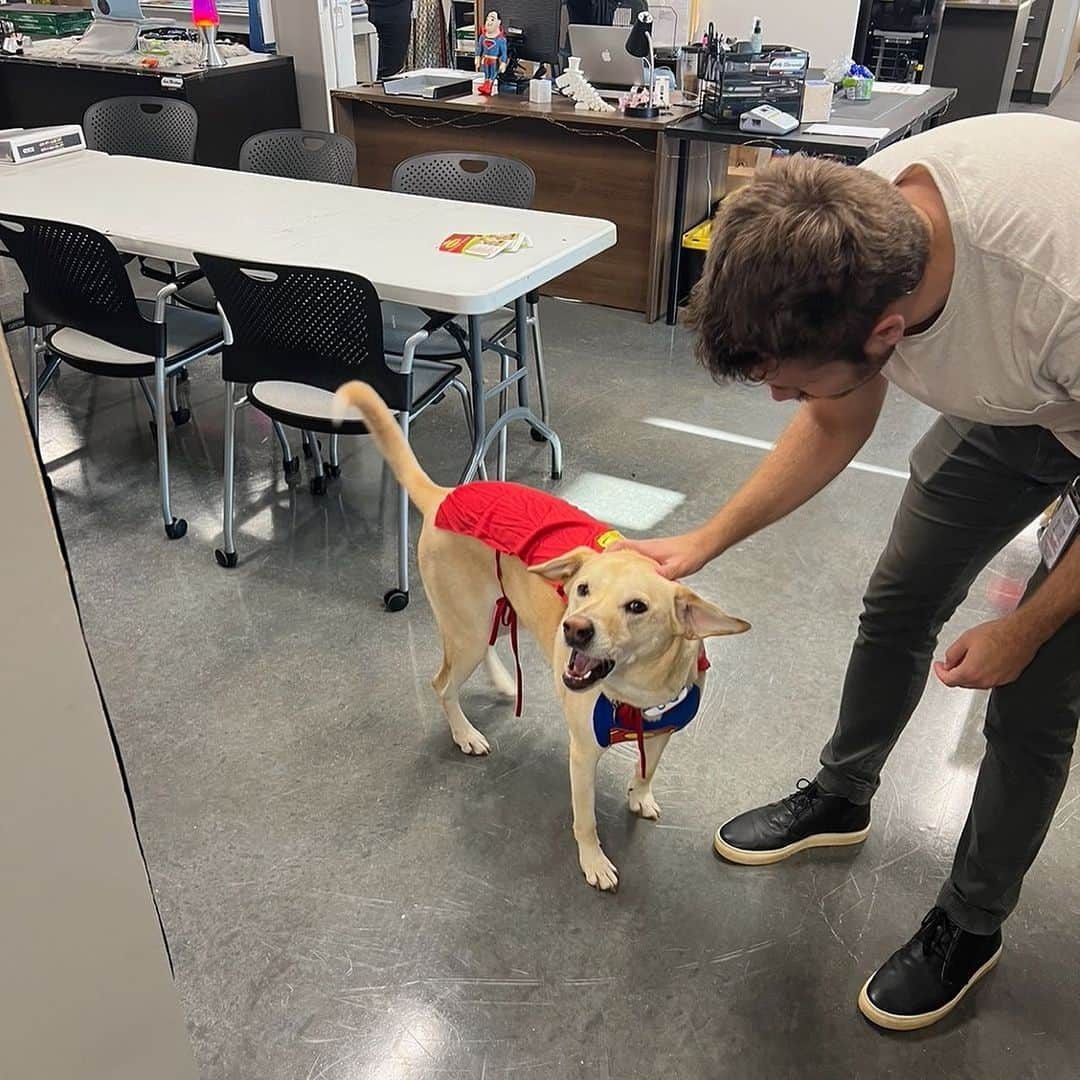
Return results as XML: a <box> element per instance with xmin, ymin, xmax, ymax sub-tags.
<box><xmin>310</xmin><ymin>475</ymin><xmax>327</xmax><ymax>496</ymax></box>
<box><xmin>531</xmin><ymin>428</ymin><xmax>547</xmax><ymax>442</ymax></box>
<box><xmin>165</xmin><ymin>517</ymin><xmax>187</xmax><ymax>540</ymax></box>
<box><xmin>215</xmin><ymin>548</ymin><xmax>238</xmax><ymax>568</ymax></box>
<box><xmin>383</xmin><ymin>588</ymin><xmax>409</xmax><ymax>612</ymax></box>
<box><xmin>302</xmin><ymin>438</ymin><xmax>323</xmax><ymax>459</ymax></box>
<box><xmin>283</xmin><ymin>455</ymin><xmax>301</xmax><ymax>480</ymax></box>
<box><xmin>325</xmin><ymin>463</ymin><xmax>342</xmax><ymax>478</ymax></box>
<box><xmin>551</xmin><ymin>468</ymin><xmax>563</xmax><ymax>481</ymax></box>
<box><xmin>172</xmin><ymin>407</ymin><xmax>191</xmax><ymax>426</ymax></box>
<box><xmin>177</xmin><ymin>368</ymin><xmax>190</xmax><ymax>382</ymax></box>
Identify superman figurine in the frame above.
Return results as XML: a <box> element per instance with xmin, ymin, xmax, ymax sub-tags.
<box><xmin>475</xmin><ymin>10</ymin><xmax>508</xmax><ymax>96</ymax></box>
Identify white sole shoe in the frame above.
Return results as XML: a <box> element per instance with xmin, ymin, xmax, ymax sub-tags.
<box><xmin>712</xmin><ymin>821</ymin><xmax>871</xmax><ymax>866</ymax></box>
<box><xmin>857</xmin><ymin>944</ymin><xmax>1003</xmax><ymax>1031</ymax></box>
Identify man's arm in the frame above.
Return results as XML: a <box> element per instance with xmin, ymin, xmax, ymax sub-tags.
<box><xmin>619</xmin><ymin>374</ymin><xmax>889</xmax><ymax>578</ymax></box>
<box><xmin>936</xmin><ymin>530</ymin><xmax>1080</xmax><ymax>689</ymax></box>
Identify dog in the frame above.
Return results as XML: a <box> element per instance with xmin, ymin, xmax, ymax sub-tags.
<box><xmin>334</xmin><ymin>382</ymin><xmax>750</xmax><ymax>891</ymax></box>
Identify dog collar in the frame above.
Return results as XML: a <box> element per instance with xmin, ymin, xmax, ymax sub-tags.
<box><xmin>592</xmin><ymin>649</ymin><xmax>710</xmax><ymax>777</ymax></box>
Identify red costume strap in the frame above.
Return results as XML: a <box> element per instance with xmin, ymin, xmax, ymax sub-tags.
<box><xmin>489</xmin><ymin>553</ymin><xmax>523</xmax><ymax>717</ymax></box>
<box><xmin>615</xmin><ymin>649</ymin><xmax>710</xmax><ymax>779</ymax></box>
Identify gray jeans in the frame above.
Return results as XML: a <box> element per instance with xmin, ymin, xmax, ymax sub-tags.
<box><xmin>817</xmin><ymin>417</ymin><xmax>1080</xmax><ymax>935</ymax></box>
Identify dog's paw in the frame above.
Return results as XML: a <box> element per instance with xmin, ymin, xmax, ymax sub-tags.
<box><xmin>454</xmin><ymin>724</ymin><xmax>491</xmax><ymax>756</ymax></box>
<box><xmin>628</xmin><ymin>786</ymin><xmax>661</xmax><ymax>821</ymax></box>
<box><xmin>579</xmin><ymin>847</ymin><xmax>619</xmax><ymax>892</ymax></box>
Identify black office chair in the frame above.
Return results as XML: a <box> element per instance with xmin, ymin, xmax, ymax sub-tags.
<box><xmin>195</xmin><ymin>252</ymin><xmax>470</xmax><ymax>608</ymax></box>
<box><xmin>387</xmin><ymin>152</ymin><xmax>552</xmax><ymax>464</ymax></box>
<box><xmin>239</xmin><ymin>128</ymin><xmax>357</xmax><ymax>184</ymax></box>
<box><xmin>82</xmin><ymin>95</ymin><xmax>201</xmax><ymax>378</ymax></box>
<box><xmin>83</xmin><ymin>96</ymin><xmax>199</xmax><ymax>162</ymax></box>
<box><xmin>176</xmin><ymin>129</ymin><xmax>360</xmax><ymax>481</ymax></box>
<box><xmin>0</xmin><ymin>214</ymin><xmax>223</xmax><ymax>539</ymax></box>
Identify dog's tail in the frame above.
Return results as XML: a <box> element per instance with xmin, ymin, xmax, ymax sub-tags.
<box><xmin>332</xmin><ymin>381</ymin><xmax>445</xmax><ymax>516</ymax></box>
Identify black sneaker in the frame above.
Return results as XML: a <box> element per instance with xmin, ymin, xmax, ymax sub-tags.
<box><xmin>713</xmin><ymin>778</ymin><xmax>871</xmax><ymax>865</ymax></box>
<box><xmin>858</xmin><ymin>907</ymin><xmax>1003</xmax><ymax>1031</ymax></box>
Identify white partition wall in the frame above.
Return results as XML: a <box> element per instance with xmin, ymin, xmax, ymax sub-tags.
<box><xmin>0</xmin><ymin>345</ymin><xmax>197</xmax><ymax>1080</ymax></box>
<box><xmin>696</xmin><ymin>0</ymin><xmax>861</xmax><ymax>67</ymax></box>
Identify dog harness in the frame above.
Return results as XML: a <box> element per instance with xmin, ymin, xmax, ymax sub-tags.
<box><xmin>434</xmin><ymin>482</ymin><xmax>709</xmax><ymax>776</ymax></box>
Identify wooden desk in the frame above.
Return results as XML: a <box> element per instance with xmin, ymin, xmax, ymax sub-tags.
<box><xmin>332</xmin><ymin>86</ymin><xmax>707</xmax><ymax>321</ymax></box>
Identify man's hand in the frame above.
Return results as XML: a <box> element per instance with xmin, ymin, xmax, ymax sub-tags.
<box><xmin>610</xmin><ymin>531</ymin><xmax>710</xmax><ymax>580</ymax></box>
<box><xmin>933</xmin><ymin>615</ymin><xmax>1044</xmax><ymax>690</ymax></box>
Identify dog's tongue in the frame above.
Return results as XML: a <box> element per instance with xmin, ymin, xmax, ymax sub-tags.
<box><xmin>568</xmin><ymin>650</ymin><xmax>598</xmax><ymax>677</ymax></box>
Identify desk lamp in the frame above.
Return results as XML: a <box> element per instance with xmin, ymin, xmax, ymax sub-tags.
<box><xmin>624</xmin><ymin>11</ymin><xmax>657</xmax><ymax>118</ymax></box>
<box><xmin>192</xmin><ymin>0</ymin><xmax>225</xmax><ymax>67</ymax></box>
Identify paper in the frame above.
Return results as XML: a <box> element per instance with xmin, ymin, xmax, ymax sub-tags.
<box><xmin>804</xmin><ymin>123</ymin><xmax>891</xmax><ymax>139</ymax></box>
<box><xmin>874</xmin><ymin>82</ymin><xmax>931</xmax><ymax>95</ymax></box>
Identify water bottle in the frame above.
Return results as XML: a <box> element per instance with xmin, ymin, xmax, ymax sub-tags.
<box><xmin>749</xmin><ymin>16</ymin><xmax>763</xmax><ymax>55</ymax></box>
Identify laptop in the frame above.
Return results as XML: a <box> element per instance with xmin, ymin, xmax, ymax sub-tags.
<box><xmin>568</xmin><ymin>25</ymin><xmax>647</xmax><ymax>90</ymax></box>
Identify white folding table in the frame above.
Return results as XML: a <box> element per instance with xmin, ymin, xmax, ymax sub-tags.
<box><xmin>0</xmin><ymin>151</ymin><xmax>617</xmax><ymax>481</ymax></box>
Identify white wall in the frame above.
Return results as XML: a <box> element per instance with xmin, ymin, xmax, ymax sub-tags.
<box><xmin>1035</xmin><ymin>0</ymin><xmax>1080</xmax><ymax>94</ymax></box>
<box><xmin>0</xmin><ymin>349</ymin><xmax>197</xmax><ymax>1080</ymax></box>
<box><xmin>695</xmin><ymin>0</ymin><xmax>861</xmax><ymax>67</ymax></box>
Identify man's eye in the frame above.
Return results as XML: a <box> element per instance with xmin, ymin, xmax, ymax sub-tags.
<box><xmin>626</xmin><ymin>599</ymin><xmax>648</xmax><ymax>615</ymax></box>
<box><xmin>576</xmin><ymin>583</ymin><xmax>589</xmax><ymax>597</ymax></box>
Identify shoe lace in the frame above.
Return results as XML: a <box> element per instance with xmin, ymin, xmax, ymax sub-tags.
<box><xmin>915</xmin><ymin>907</ymin><xmax>962</xmax><ymax>970</ymax></box>
<box><xmin>781</xmin><ymin>778</ymin><xmax>820</xmax><ymax>819</ymax></box>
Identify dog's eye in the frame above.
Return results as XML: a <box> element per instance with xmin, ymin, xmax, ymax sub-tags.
<box><xmin>626</xmin><ymin>599</ymin><xmax>648</xmax><ymax>615</ymax></box>
<box><xmin>576</xmin><ymin>582</ymin><xmax>589</xmax><ymax>597</ymax></box>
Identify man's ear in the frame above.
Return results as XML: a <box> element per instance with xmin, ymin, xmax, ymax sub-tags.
<box><xmin>530</xmin><ymin>546</ymin><xmax>598</xmax><ymax>583</ymax></box>
<box><xmin>674</xmin><ymin>586</ymin><xmax>750</xmax><ymax>639</ymax></box>
<box><xmin>865</xmin><ymin>312</ymin><xmax>906</xmax><ymax>355</ymax></box>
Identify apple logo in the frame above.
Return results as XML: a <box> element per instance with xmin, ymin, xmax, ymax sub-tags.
<box><xmin>601</xmin><ymin>49</ymin><xmax>611</xmax><ymax>62</ymax></box>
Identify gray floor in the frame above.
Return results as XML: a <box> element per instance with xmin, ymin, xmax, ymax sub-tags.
<box><xmin>5</xmin><ymin>96</ymin><xmax>1080</xmax><ymax>1079</ymax></box>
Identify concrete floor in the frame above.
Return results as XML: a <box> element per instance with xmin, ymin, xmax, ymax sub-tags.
<box><xmin>4</xmin><ymin>96</ymin><xmax>1080</xmax><ymax>1079</ymax></box>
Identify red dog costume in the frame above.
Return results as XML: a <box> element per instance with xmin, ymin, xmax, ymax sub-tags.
<box><xmin>435</xmin><ymin>482</ymin><xmax>708</xmax><ymax>776</ymax></box>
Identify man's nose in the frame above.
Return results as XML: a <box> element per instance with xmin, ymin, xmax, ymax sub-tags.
<box><xmin>562</xmin><ymin>616</ymin><xmax>595</xmax><ymax>648</ymax></box>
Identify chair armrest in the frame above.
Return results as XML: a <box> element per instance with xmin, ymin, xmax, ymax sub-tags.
<box><xmin>152</xmin><ymin>282</ymin><xmax>180</xmax><ymax>323</ymax></box>
<box><xmin>399</xmin><ymin>329</ymin><xmax>430</xmax><ymax>376</ymax></box>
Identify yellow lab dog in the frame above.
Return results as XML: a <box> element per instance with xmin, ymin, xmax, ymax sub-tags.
<box><xmin>334</xmin><ymin>381</ymin><xmax>750</xmax><ymax>891</ymax></box>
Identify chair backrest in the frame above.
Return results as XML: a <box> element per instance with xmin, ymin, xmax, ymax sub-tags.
<box><xmin>0</xmin><ymin>214</ymin><xmax>157</xmax><ymax>355</ymax></box>
<box><xmin>82</xmin><ymin>96</ymin><xmax>199</xmax><ymax>163</ymax></box>
<box><xmin>391</xmin><ymin>152</ymin><xmax>536</xmax><ymax>209</ymax></box>
<box><xmin>239</xmin><ymin>128</ymin><xmax>357</xmax><ymax>185</ymax></box>
<box><xmin>194</xmin><ymin>253</ymin><xmax>409</xmax><ymax>409</ymax></box>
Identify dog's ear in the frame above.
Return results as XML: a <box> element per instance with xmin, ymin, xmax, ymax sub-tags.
<box><xmin>530</xmin><ymin>546</ymin><xmax>598</xmax><ymax>583</ymax></box>
<box><xmin>674</xmin><ymin>586</ymin><xmax>750</xmax><ymax>639</ymax></box>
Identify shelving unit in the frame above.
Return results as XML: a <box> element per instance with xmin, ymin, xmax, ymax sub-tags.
<box><xmin>450</xmin><ymin>0</ymin><xmax>477</xmax><ymax>71</ymax></box>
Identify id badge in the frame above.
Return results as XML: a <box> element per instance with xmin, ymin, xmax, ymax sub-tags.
<box><xmin>1039</xmin><ymin>479</ymin><xmax>1080</xmax><ymax>570</ymax></box>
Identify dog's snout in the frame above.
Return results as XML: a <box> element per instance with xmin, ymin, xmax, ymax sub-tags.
<box><xmin>563</xmin><ymin>616</ymin><xmax>595</xmax><ymax>648</ymax></box>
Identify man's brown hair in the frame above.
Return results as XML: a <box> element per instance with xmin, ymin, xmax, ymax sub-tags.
<box><xmin>688</xmin><ymin>155</ymin><xmax>930</xmax><ymax>380</ymax></box>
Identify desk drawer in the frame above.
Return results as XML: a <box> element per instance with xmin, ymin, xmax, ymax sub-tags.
<box><xmin>1013</xmin><ymin>55</ymin><xmax>1037</xmax><ymax>92</ymax></box>
<box><xmin>1027</xmin><ymin>0</ymin><xmax>1051</xmax><ymax>38</ymax></box>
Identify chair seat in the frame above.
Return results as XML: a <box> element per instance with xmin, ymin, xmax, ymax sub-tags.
<box><xmin>47</xmin><ymin>301</ymin><xmax>223</xmax><ymax>378</ymax></box>
<box><xmin>381</xmin><ymin>301</ymin><xmax>462</xmax><ymax>358</ymax></box>
<box><xmin>247</xmin><ymin>357</ymin><xmax>463</xmax><ymax>435</ymax></box>
<box><xmin>174</xmin><ymin>275</ymin><xmax>218</xmax><ymax>314</ymax></box>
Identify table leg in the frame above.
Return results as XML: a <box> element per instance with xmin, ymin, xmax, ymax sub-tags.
<box><xmin>459</xmin><ymin>301</ymin><xmax>564</xmax><ymax>484</ymax></box>
<box><xmin>460</xmin><ymin>314</ymin><xmax>488</xmax><ymax>484</ymax></box>
<box><xmin>665</xmin><ymin>137</ymin><xmax>690</xmax><ymax>327</ymax></box>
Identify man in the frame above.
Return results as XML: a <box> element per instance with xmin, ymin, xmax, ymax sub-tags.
<box><xmin>618</xmin><ymin>112</ymin><xmax>1080</xmax><ymax>1031</ymax></box>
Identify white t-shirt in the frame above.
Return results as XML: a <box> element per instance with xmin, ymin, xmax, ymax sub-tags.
<box><xmin>861</xmin><ymin>113</ymin><xmax>1080</xmax><ymax>457</ymax></box>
